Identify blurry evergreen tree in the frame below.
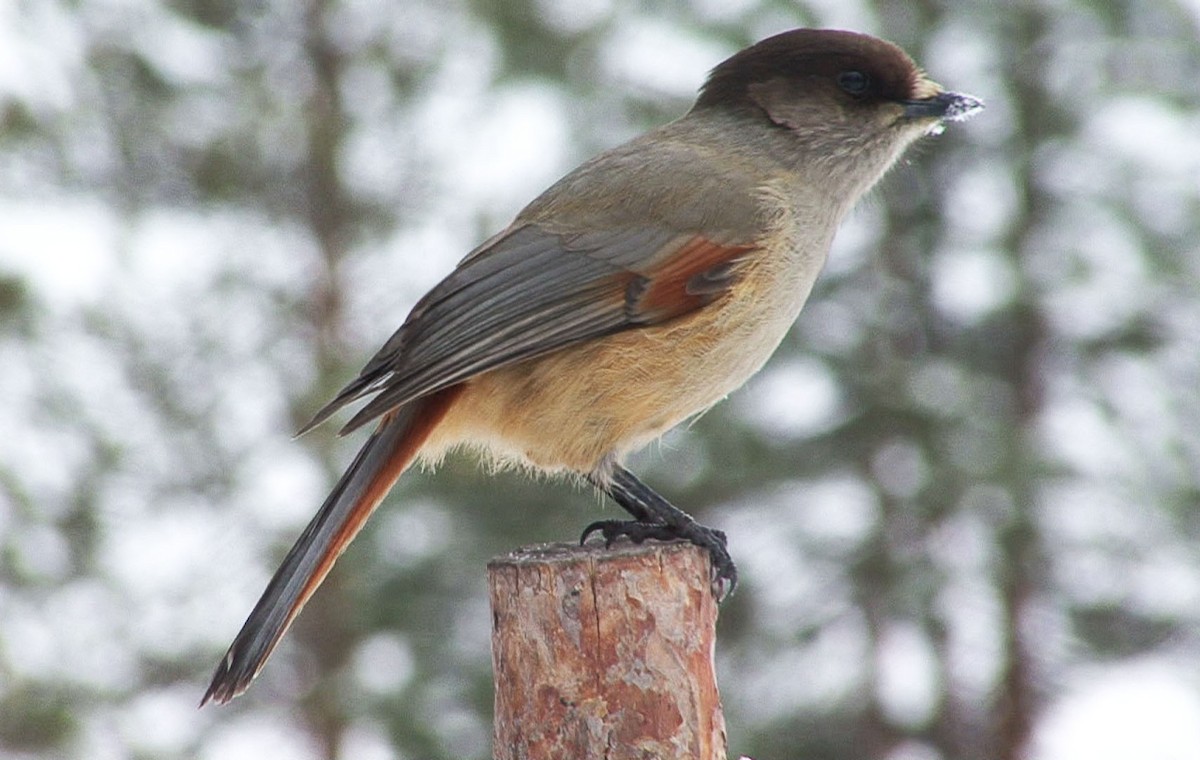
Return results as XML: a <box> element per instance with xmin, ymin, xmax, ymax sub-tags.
<box><xmin>1</xmin><ymin>1</ymin><xmax>1198</xmax><ymax>759</ymax></box>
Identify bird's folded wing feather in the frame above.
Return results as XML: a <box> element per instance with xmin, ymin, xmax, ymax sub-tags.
<box><xmin>300</xmin><ymin>223</ymin><xmax>757</xmax><ymax>435</ymax></box>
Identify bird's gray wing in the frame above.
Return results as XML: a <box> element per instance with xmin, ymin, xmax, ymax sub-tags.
<box><xmin>301</xmin><ymin>222</ymin><xmax>757</xmax><ymax>435</ymax></box>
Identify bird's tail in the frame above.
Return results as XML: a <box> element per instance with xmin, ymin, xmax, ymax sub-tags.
<box><xmin>201</xmin><ymin>385</ymin><xmax>463</xmax><ymax>705</ymax></box>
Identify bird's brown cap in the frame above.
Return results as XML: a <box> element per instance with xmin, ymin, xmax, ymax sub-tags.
<box><xmin>695</xmin><ymin>29</ymin><xmax>938</xmax><ymax>112</ymax></box>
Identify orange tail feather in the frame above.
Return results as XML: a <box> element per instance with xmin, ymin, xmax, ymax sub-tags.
<box><xmin>202</xmin><ymin>385</ymin><xmax>463</xmax><ymax>705</ymax></box>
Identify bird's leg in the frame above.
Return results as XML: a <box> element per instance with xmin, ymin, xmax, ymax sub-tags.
<box><xmin>583</xmin><ymin>463</ymin><xmax>737</xmax><ymax>597</ymax></box>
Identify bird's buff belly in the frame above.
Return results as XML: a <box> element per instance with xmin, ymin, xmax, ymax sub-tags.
<box><xmin>424</xmin><ymin>263</ymin><xmax>812</xmax><ymax>473</ymax></box>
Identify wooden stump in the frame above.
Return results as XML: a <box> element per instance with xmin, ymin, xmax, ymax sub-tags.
<box><xmin>488</xmin><ymin>540</ymin><xmax>727</xmax><ymax>760</ymax></box>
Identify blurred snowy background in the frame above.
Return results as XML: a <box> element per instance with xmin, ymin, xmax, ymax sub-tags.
<box><xmin>2</xmin><ymin>1</ymin><xmax>1200</xmax><ymax>759</ymax></box>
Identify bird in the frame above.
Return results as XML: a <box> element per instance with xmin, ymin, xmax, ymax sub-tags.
<box><xmin>202</xmin><ymin>27</ymin><xmax>981</xmax><ymax>705</ymax></box>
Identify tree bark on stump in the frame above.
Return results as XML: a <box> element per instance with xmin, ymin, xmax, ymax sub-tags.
<box><xmin>488</xmin><ymin>540</ymin><xmax>727</xmax><ymax>760</ymax></box>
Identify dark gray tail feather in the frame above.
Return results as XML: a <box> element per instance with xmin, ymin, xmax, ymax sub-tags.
<box><xmin>201</xmin><ymin>395</ymin><xmax>439</xmax><ymax>706</ymax></box>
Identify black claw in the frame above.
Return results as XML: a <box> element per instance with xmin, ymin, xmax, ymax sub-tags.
<box><xmin>684</xmin><ymin>522</ymin><xmax>737</xmax><ymax>599</ymax></box>
<box><xmin>580</xmin><ymin>519</ymin><xmax>678</xmax><ymax>547</ymax></box>
<box><xmin>580</xmin><ymin>517</ymin><xmax>738</xmax><ymax>598</ymax></box>
<box><xmin>587</xmin><ymin>463</ymin><xmax>738</xmax><ymax>599</ymax></box>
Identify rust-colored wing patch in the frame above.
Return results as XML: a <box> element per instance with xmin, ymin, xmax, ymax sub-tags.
<box><xmin>630</xmin><ymin>236</ymin><xmax>756</xmax><ymax>322</ymax></box>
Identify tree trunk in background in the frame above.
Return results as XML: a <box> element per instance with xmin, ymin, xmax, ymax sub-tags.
<box><xmin>857</xmin><ymin>3</ymin><xmax>1050</xmax><ymax>758</ymax></box>
<box><xmin>991</xmin><ymin>8</ymin><xmax>1057</xmax><ymax>760</ymax></box>
<box><xmin>295</xmin><ymin>0</ymin><xmax>356</xmax><ymax>756</ymax></box>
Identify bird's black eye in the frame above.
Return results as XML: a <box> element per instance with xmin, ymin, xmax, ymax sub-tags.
<box><xmin>837</xmin><ymin>70</ymin><xmax>871</xmax><ymax>96</ymax></box>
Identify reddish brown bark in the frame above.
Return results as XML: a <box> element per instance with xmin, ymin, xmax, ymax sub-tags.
<box><xmin>489</xmin><ymin>541</ymin><xmax>727</xmax><ymax>760</ymax></box>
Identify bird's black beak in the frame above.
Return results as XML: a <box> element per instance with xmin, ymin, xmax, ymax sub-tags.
<box><xmin>903</xmin><ymin>90</ymin><xmax>984</xmax><ymax>122</ymax></box>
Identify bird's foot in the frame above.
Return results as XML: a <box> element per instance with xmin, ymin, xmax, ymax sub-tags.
<box><xmin>580</xmin><ymin>519</ymin><xmax>738</xmax><ymax>599</ymax></box>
